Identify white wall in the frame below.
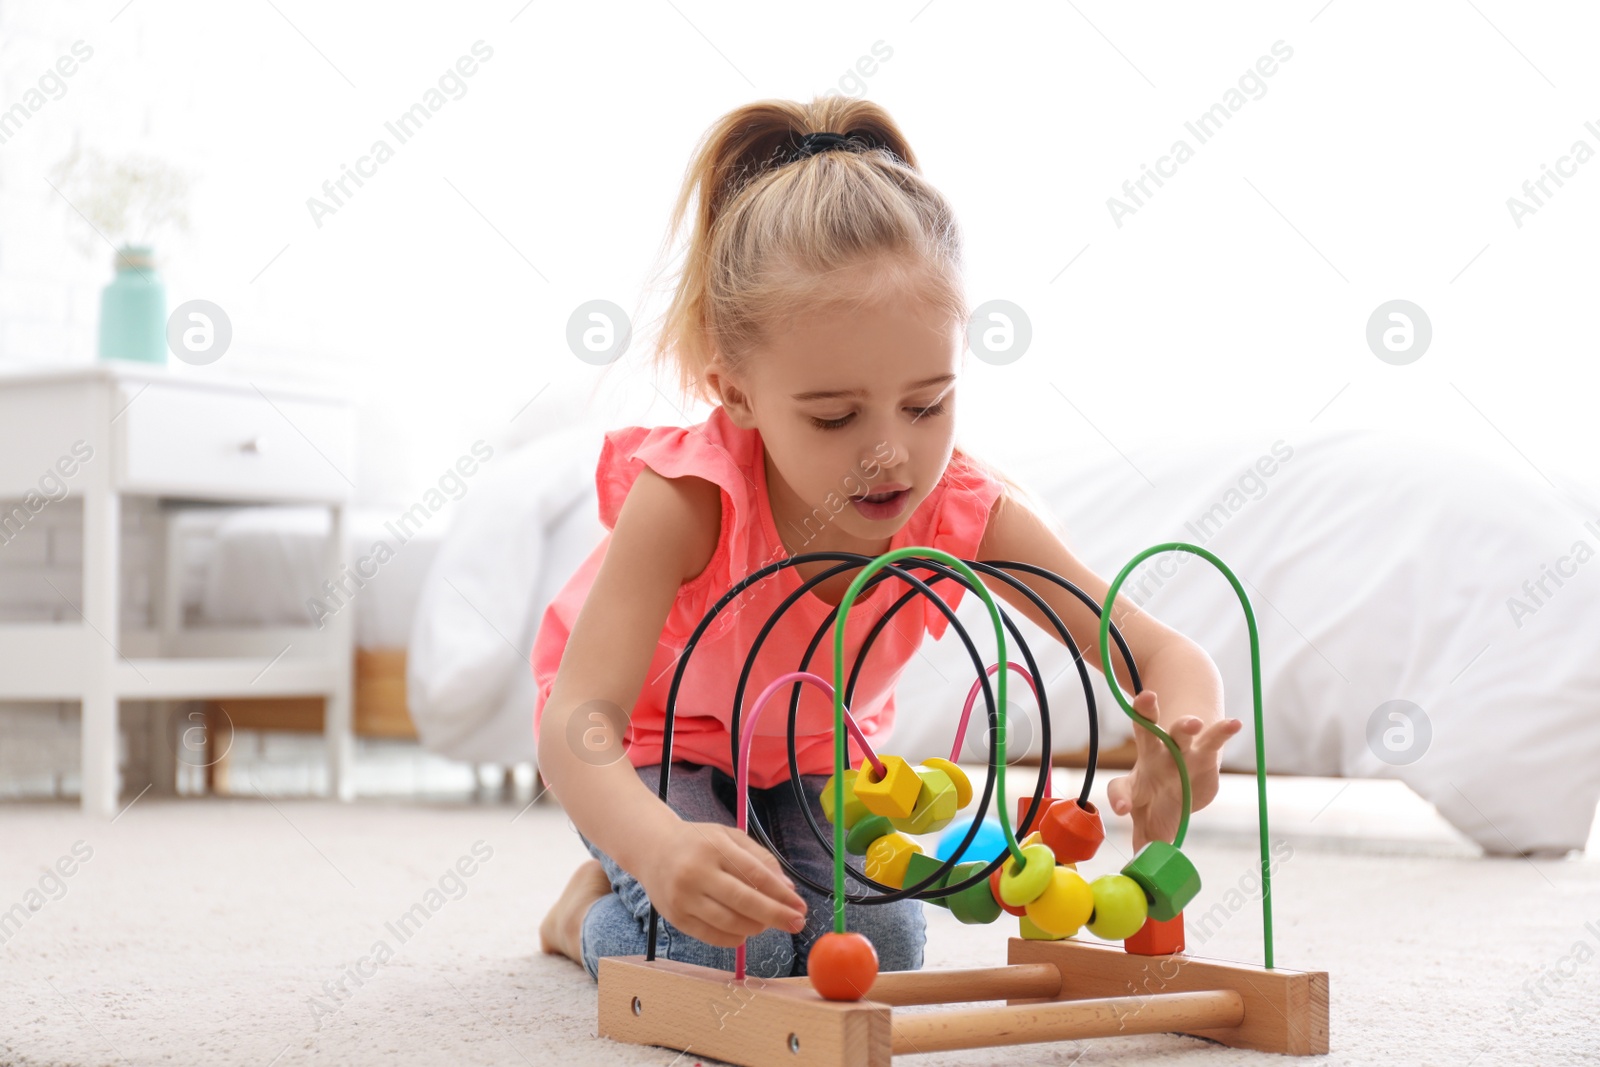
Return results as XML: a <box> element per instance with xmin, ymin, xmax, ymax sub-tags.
<box><xmin>2</xmin><ymin>1</ymin><xmax>1595</xmax><ymax>503</ymax></box>
<box><xmin>2</xmin><ymin>2</ymin><xmax>1597</xmax><ymax>782</ymax></box>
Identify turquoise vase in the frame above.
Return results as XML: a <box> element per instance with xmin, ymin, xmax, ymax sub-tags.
<box><xmin>98</xmin><ymin>245</ymin><xmax>167</xmax><ymax>364</ymax></box>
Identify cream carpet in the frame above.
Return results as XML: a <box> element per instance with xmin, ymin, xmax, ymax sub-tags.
<box><xmin>2</xmin><ymin>775</ymin><xmax>1596</xmax><ymax>1067</ymax></box>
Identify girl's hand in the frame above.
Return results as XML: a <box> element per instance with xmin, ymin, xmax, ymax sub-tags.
<box><xmin>1106</xmin><ymin>690</ymin><xmax>1243</xmax><ymax>853</ymax></box>
<box><xmin>636</xmin><ymin>819</ymin><xmax>809</xmax><ymax>948</ymax></box>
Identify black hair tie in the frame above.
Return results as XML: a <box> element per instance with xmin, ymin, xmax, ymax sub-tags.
<box><xmin>785</xmin><ymin>130</ymin><xmax>854</xmax><ymax>163</ymax></box>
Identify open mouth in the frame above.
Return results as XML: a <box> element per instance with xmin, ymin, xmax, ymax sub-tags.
<box><xmin>849</xmin><ymin>485</ymin><xmax>912</xmax><ymax>518</ymax></box>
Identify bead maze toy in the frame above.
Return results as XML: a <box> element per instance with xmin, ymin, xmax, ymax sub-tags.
<box><xmin>597</xmin><ymin>543</ymin><xmax>1329</xmax><ymax>1064</ymax></box>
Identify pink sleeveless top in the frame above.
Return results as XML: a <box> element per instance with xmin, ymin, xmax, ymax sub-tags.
<box><xmin>529</xmin><ymin>405</ymin><xmax>1004</xmax><ymax>790</ymax></box>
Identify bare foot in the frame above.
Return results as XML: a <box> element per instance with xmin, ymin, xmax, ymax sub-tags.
<box><xmin>539</xmin><ymin>859</ymin><xmax>612</xmax><ymax>962</ymax></box>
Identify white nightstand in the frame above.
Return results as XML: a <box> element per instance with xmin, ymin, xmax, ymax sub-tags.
<box><xmin>0</xmin><ymin>362</ymin><xmax>357</xmax><ymax>816</ymax></box>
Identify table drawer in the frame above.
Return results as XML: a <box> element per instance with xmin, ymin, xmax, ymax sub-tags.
<box><xmin>116</xmin><ymin>381</ymin><xmax>354</xmax><ymax>502</ymax></box>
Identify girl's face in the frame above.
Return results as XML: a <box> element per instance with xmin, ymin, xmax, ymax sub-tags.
<box><xmin>711</xmin><ymin>278</ymin><xmax>962</xmax><ymax>554</ymax></box>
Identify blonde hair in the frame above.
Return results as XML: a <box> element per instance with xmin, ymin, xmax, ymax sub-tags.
<box><xmin>641</xmin><ymin>95</ymin><xmax>1036</xmax><ymax>511</ymax></box>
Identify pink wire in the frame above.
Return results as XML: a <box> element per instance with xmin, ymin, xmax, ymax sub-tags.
<box><xmin>951</xmin><ymin>662</ymin><xmax>1049</xmax><ymax>798</ymax></box>
<box><xmin>733</xmin><ymin>670</ymin><xmax>882</xmax><ymax>981</ymax></box>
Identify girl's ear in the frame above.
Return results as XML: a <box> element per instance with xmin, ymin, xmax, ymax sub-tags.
<box><xmin>706</xmin><ymin>360</ymin><xmax>758</xmax><ymax>429</ymax></box>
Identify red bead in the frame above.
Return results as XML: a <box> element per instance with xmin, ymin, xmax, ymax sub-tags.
<box><xmin>1039</xmin><ymin>798</ymin><xmax>1105</xmax><ymax>864</ymax></box>
<box><xmin>989</xmin><ymin>865</ymin><xmax>1027</xmax><ymax>917</ymax></box>
<box><xmin>808</xmin><ymin>931</ymin><xmax>879</xmax><ymax>1001</ymax></box>
<box><xmin>1124</xmin><ymin>911</ymin><xmax>1186</xmax><ymax>956</ymax></box>
<box><xmin>1015</xmin><ymin>795</ymin><xmax>1061</xmax><ymax>836</ymax></box>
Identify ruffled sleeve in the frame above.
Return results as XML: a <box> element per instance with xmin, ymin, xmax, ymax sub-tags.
<box><xmin>919</xmin><ymin>449</ymin><xmax>1006</xmax><ymax>640</ymax></box>
<box><xmin>594</xmin><ymin>420</ymin><xmax>749</xmax><ymax>632</ymax></box>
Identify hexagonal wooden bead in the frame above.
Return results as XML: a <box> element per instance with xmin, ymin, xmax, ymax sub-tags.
<box><xmin>887</xmin><ymin>768</ymin><xmax>959</xmax><ymax>837</ymax></box>
<box><xmin>852</xmin><ymin>755</ymin><xmax>921</xmax><ymax>820</ymax></box>
<box><xmin>1124</xmin><ymin>911</ymin><xmax>1186</xmax><ymax>956</ymax></box>
<box><xmin>901</xmin><ymin>851</ymin><xmax>950</xmax><ymax>907</ymax></box>
<box><xmin>1121</xmin><ymin>840</ymin><xmax>1201</xmax><ymax>922</ymax></box>
<box><xmin>845</xmin><ymin>814</ymin><xmax>893</xmax><ymax>856</ymax></box>
<box><xmin>1040</xmin><ymin>798</ymin><xmax>1105</xmax><ymax>864</ymax></box>
<box><xmin>863</xmin><ymin>832</ymin><xmax>922</xmax><ymax>889</ymax></box>
<box><xmin>1024</xmin><ymin>865</ymin><xmax>1095</xmax><ymax>937</ymax></box>
<box><xmin>1015</xmin><ymin>794</ymin><xmax>1061</xmax><ymax>837</ymax></box>
<box><xmin>919</xmin><ymin>757</ymin><xmax>972</xmax><ymax>809</ymax></box>
<box><xmin>945</xmin><ymin>862</ymin><xmax>1002</xmax><ymax>925</ymax></box>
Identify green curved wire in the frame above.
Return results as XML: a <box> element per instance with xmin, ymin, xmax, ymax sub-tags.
<box><xmin>1097</xmin><ymin>541</ymin><xmax>1275</xmax><ymax>969</ymax></box>
<box><xmin>830</xmin><ymin>547</ymin><xmax>1026</xmax><ymax>934</ymax></box>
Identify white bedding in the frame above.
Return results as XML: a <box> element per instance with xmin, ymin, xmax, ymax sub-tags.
<box><xmin>407</xmin><ymin>423</ymin><xmax>1600</xmax><ymax>854</ymax></box>
<box><xmin>176</xmin><ymin>506</ymin><xmax>444</xmax><ymax>648</ymax></box>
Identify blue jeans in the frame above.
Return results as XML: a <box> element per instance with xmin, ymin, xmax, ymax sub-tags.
<box><xmin>577</xmin><ymin>761</ymin><xmax>927</xmax><ymax>981</ymax></box>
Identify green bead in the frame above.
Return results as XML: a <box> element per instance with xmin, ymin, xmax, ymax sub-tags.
<box><xmin>902</xmin><ymin>850</ymin><xmax>950</xmax><ymax>908</ymax></box>
<box><xmin>997</xmin><ymin>843</ymin><xmax>1056</xmax><ymax>907</ymax></box>
<box><xmin>1120</xmin><ymin>841</ymin><xmax>1201</xmax><ymax>922</ymax></box>
<box><xmin>1085</xmin><ymin>874</ymin><xmax>1149</xmax><ymax>940</ymax></box>
<box><xmin>945</xmin><ymin>862</ymin><xmax>1002</xmax><ymax>925</ymax></box>
<box><xmin>821</xmin><ymin>769</ymin><xmax>869</xmax><ymax>829</ymax></box>
<box><xmin>887</xmin><ymin>768</ymin><xmax>960</xmax><ymax>837</ymax></box>
<box><xmin>845</xmin><ymin>814</ymin><xmax>893</xmax><ymax>856</ymax></box>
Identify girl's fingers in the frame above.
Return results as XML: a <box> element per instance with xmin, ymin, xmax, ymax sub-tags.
<box><xmin>690</xmin><ymin>893</ymin><xmax>774</xmax><ymax>944</ymax></box>
<box><xmin>712</xmin><ymin>870</ymin><xmax>806</xmax><ymax>934</ymax></box>
<box><xmin>1106</xmin><ymin>772</ymin><xmax>1134</xmax><ymax>815</ymax></box>
<box><xmin>1196</xmin><ymin>717</ymin><xmax>1243</xmax><ymax>752</ymax></box>
<box><xmin>1129</xmin><ymin>690</ymin><xmax>1160</xmax><ymax>721</ymax></box>
<box><xmin>724</xmin><ymin>833</ymin><xmax>807</xmax><ymax>913</ymax></box>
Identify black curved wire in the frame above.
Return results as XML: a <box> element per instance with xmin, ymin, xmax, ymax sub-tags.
<box><xmin>764</xmin><ymin>557</ymin><xmax>1142</xmax><ymax>906</ymax></box>
<box><xmin>644</xmin><ymin>551</ymin><xmax>1143</xmax><ymax>958</ymax></box>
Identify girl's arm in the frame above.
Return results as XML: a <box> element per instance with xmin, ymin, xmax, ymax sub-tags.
<box><xmin>537</xmin><ymin>468</ymin><xmax>808</xmax><ymax>946</ymax></box>
<box><xmin>975</xmin><ymin>492</ymin><xmax>1243</xmax><ymax>851</ymax></box>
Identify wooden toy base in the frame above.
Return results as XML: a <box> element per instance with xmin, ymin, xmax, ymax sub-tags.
<box><xmin>597</xmin><ymin>939</ymin><xmax>1328</xmax><ymax>1065</ymax></box>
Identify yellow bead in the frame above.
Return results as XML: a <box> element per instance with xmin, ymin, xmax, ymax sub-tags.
<box><xmin>863</xmin><ymin>832</ymin><xmax>922</xmax><ymax>889</ymax></box>
<box><xmin>1025</xmin><ymin>865</ymin><xmax>1095</xmax><ymax>937</ymax></box>
<box><xmin>1018</xmin><ymin>914</ymin><xmax>1071</xmax><ymax>941</ymax></box>
<box><xmin>820</xmin><ymin>769</ymin><xmax>869</xmax><ymax>829</ymax></box>
<box><xmin>918</xmin><ymin>757</ymin><xmax>972</xmax><ymax>809</ymax></box>
<box><xmin>888</xmin><ymin>768</ymin><xmax>959</xmax><ymax>836</ymax></box>
<box><xmin>997</xmin><ymin>843</ymin><xmax>1057</xmax><ymax>907</ymax></box>
<box><xmin>852</xmin><ymin>755</ymin><xmax>921</xmax><ymax>820</ymax></box>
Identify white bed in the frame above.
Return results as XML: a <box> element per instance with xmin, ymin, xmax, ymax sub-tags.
<box><xmin>406</xmin><ymin>422</ymin><xmax>1600</xmax><ymax>855</ymax></box>
<box><xmin>175</xmin><ymin>506</ymin><xmax>444</xmax><ymax>649</ymax></box>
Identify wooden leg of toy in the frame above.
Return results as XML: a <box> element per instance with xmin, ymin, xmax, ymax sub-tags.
<box><xmin>1007</xmin><ymin>938</ymin><xmax>1330</xmax><ymax>1055</ymax></box>
<box><xmin>769</xmin><ymin>963</ymin><xmax>1063</xmax><ymax>1006</ymax></box>
<box><xmin>598</xmin><ymin>956</ymin><xmax>891</xmax><ymax>1067</ymax></box>
<box><xmin>890</xmin><ymin>989</ymin><xmax>1245</xmax><ymax>1054</ymax></box>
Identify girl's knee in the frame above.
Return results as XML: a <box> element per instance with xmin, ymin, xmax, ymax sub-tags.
<box><xmin>867</xmin><ymin>900</ymin><xmax>927</xmax><ymax>973</ymax></box>
<box><xmin>804</xmin><ymin>899</ymin><xmax>925</xmax><ymax>975</ymax></box>
<box><xmin>660</xmin><ymin>921</ymin><xmax>795</xmax><ymax>980</ymax></box>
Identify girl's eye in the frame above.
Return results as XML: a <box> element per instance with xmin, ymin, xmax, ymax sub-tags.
<box><xmin>809</xmin><ymin>400</ymin><xmax>947</xmax><ymax>431</ymax></box>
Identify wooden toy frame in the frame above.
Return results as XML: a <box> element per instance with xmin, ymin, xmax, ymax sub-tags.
<box><xmin>594</xmin><ymin>544</ymin><xmax>1330</xmax><ymax>1062</ymax></box>
<box><xmin>598</xmin><ymin>939</ymin><xmax>1328</xmax><ymax>1064</ymax></box>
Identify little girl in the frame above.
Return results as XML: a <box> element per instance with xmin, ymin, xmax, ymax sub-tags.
<box><xmin>532</xmin><ymin>97</ymin><xmax>1240</xmax><ymax>982</ymax></box>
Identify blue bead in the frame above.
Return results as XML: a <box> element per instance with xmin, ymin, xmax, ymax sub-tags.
<box><xmin>935</xmin><ymin>817</ymin><xmax>1008</xmax><ymax>865</ymax></box>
